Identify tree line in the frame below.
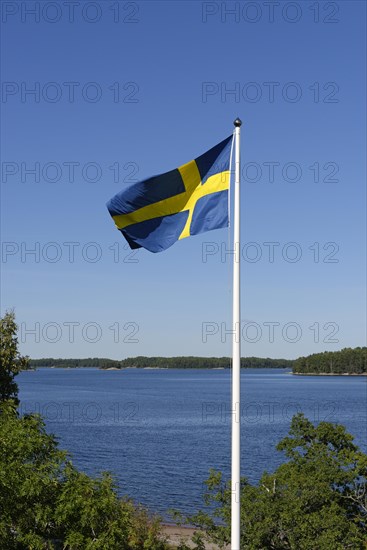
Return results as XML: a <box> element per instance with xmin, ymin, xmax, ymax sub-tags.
<box><xmin>29</xmin><ymin>357</ymin><xmax>121</xmax><ymax>369</ymax></box>
<box><xmin>29</xmin><ymin>356</ymin><xmax>294</xmax><ymax>369</ymax></box>
<box><xmin>119</xmin><ymin>356</ymin><xmax>294</xmax><ymax>369</ymax></box>
<box><xmin>293</xmin><ymin>347</ymin><xmax>366</xmax><ymax>374</ymax></box>
<box><xmin>29</xmin><ymin>349</ymin><xmax>366</xmax><ymax>374</ymax></box>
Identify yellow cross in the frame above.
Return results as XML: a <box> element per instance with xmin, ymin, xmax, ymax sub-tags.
<box><xmin>112</xmin><ymin>160</ymin><xmax>230</xmax><ymax>240</ymax></box>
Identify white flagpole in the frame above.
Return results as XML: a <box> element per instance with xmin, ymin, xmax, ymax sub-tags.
<box><xmin>231</xmin><ymin>117</ymin><xmax>242</xmax><ymax>550</ymax></box>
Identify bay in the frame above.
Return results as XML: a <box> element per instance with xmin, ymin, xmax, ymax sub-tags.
<box><xmin>17</xmin><ymin>368</ymin><xmax>367</xmax><ymax>519</ymax></box>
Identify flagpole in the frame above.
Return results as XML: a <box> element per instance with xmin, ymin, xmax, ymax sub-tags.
<box><xmin>231</xmin><ymin>117</ymin><xmax>242</xmax><ymax>550</ymax></box>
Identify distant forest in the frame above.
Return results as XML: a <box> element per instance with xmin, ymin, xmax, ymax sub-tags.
<box><xmin>119</xmin><ymin>356</ymin><xmax>293</xmax><ymax>369</ymax></box>
<box><xmin>29</xmin><ymin>358</ymin><xmax>121</xmax><ymax>369</ymax></box>
<box><xmin>29</xmin><ymin>356</ymin><xmax>293</xmax><ymax>369</ymax></box>
<box><xmin>293</xmin><ymin>347</ymin><xmax>366</xmax><ymax>374</ymax></box>
<box><xmin>29</xmin><ymin>347</ymin><xmax>366</xmax><ymax>374</ymax></box>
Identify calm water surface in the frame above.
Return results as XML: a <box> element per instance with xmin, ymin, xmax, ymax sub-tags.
<box><xmin>17</xmin><ymin>368</ymin><xmax>366</xmax><ymax>518</ymax></box>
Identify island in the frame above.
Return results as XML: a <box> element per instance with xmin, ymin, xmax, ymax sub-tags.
<box><xmin>29</xmin><ymin>356</ymin><xmax>293</xmax><ymax>369</ymax></box>
<box><xmin>293</xmin><ymin>347</ymin><xmax>366</xmax><ymax>375</ymax></box>
<box><xmin>28</xmin><ymin>347</ymin><xmax>366</xmax><ymax>375</ymax></box>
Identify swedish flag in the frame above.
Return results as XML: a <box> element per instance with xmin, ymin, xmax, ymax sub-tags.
<box><xmin>106</xmin><ymin>135</ymin><xmax>233</xmax><ymax>253</ymax></box>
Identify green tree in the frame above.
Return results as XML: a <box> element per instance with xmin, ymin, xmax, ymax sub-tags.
<box><xmin>293</xmin><ymin>347</ymin><xmax>366</xmax><ymax>375</ymax></box>
<box><xmin>0</xmin><ymin>311</ymin><xmax>168</xmax><ymax>549</ymax></box>
<box><xmin>0</xmin><ymin>310</ymin><xmax>29</xmax><ymax>403</ymax></box>
<box><xmin>188</xmin><ymin>414</ymin><xmax>367</xmax><ymax>549</ymax></box>
<box><xmin>0</xmin><ymin>402</ymin><xmax>167</xmax><ymax>549</ymax></box>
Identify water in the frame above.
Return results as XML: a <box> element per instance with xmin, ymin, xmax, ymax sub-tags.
<box><xmin>17</xmin><ymin>368</ymin><xmax>367</xmax><ymax>519</ymax></box>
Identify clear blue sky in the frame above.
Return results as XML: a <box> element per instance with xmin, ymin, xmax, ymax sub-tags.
<box><xmin>1</xmin><ymin>0</ymin><xmax>366</xmax><ymax>360</ymax></box>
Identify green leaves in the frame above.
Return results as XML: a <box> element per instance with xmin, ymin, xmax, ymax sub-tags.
<box><xmin>188</xmin><ymin>413</ymin><xmax>367</xmax><ymax>549</ymax></box>
<box><xmin>293</xmin><ymin>347</ymin><xmax>367</xmax><ymax>374</ymax></box>
<box><xmin>0</xmin><ymin>311</ymin><xmax>169</xmax><ymax>549</ymax></box>
<box><xmin>0</xmin><ymin>403</ymin><xmax>168</xmax><ymax>549</ymax></box>
<box><xmin>0</xmin><ymin>310</ymin><xmax>30</xmax><ymax>404</ymax></box>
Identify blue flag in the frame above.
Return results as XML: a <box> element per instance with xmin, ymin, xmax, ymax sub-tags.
<box><xmin>106</xmin><ymin>135</ymin><xmax>233</xmax><ymax>253</ymax></box>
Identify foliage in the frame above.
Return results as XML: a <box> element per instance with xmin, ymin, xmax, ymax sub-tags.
<box><xmin>187</xmin><ymin>414</ymin><xmax>367</xmax><ymax>549</ymax></box>
<box><xmin>0</xmin><ymin>311</ymin><xmax>167</xmax><ymax>549</ymax></box>
<box><xmin>293</xmin><ymin>347</ymin><xmax>366</xmax><ymax>374</ymax></box>
<box><xmin>29</xmin><ymin>356</ymin><xmax>293</xmax><ymax>369</ymax></box>
<box><xmin>114</xmin><ymin>356</ymin><xmax>293</xmax><ymax>369</ymax></box>
<box><xmin>0</xmin><ymin>310</ymin><xmax>29</xmax><ymax>403</ymax></box>
<box><xmin>0</xmin><ymin>402</ymin><xmax>168</xmax><ymax>549</ymax></box>
<box><xmin>117</xmin><ymin>356</ymin><xmax>292</xmax><ymax>369</ymax></box>
<box><xmin>29</xmin><ymin>357</ymin><xmax>122</xmax><ymax>369</ymax></box>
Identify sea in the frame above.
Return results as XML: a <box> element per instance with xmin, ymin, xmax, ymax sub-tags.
<box><xmin>17</xmin><ymin>368</ymin><xmax>367</xmax><ymax>520</ymax></box>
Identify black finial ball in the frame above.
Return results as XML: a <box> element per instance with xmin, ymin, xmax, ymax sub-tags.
<box><xmin>234</xmin><ymin>118</ymin><xmax>242</xmax><ymax>127</ymax></box>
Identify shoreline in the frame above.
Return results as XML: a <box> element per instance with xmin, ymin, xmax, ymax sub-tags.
<box><xmin>26</xmin><ymin>367</ymin><xmax>366</xmax><ymax>376</ymax></box>
<box><xmin>292</xmin><ymin>372</ymin><xmax>366</xmax><ymax>376</ymax></box>
<box><xmin>28</xmin><ymin>365</ymin><xmax>290</xmax><ymax>374</ymax></box>
<box><xmin>161</xmin><ymin>524</ymin><xmax>228</xmax><ymax>549</ymax></box>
